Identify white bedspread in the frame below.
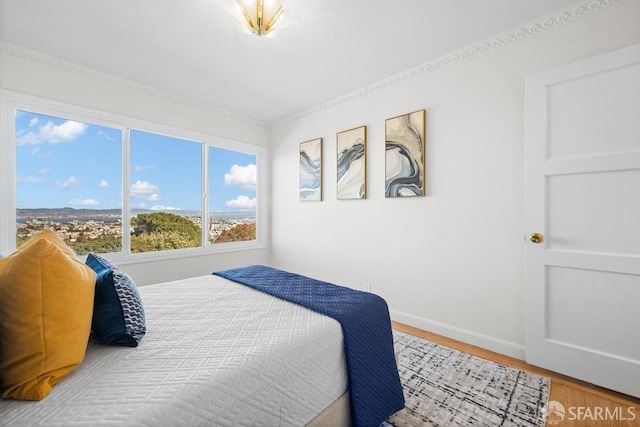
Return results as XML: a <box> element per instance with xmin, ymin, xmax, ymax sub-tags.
<box><xmin>0</xmin><ymin>275</ymin><xmax>348</xmax><ymax>426</ymax></box>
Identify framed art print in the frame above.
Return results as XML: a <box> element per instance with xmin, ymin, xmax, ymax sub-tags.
<box><xmin>299</xmin><ymin>138</ymin><xmax>322</xmax><ymax>201</ymax></box>
<box><xmin>336</xmin><ymin>126</ymin><xmax>366</xmax><ymax>200</ymax></box>
<box><xmin>385</xmin><ymin>109</ymin><xmax>426</xmax><ymax>197</ymax></box>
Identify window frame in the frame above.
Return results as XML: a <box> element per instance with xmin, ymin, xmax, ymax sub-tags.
<box><xmin>0</xmin><ymin>89</ymin><xmax>267</xmax><ymax>263</ymax></box>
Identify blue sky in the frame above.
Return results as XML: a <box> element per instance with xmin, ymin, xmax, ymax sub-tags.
<box><xmin>15</xmin><ymin>111</ymin><xmax>256</xmax><ymax>213</ymax></box>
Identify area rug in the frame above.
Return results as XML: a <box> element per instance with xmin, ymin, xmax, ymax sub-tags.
<box><xmin>385</xmin><ymin>331</ymin><xmax>549</xmax><ymax>427</ymax></box>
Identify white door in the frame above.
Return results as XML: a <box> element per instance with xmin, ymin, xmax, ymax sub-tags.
<box><xmin>525</xmin><ymin>44</ymin><xmax>640</xmax><ymax>398</ymax></box>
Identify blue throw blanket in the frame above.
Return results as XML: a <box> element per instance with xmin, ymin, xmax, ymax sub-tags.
<box><xmin>213</xmin><ymin>265</ymin><xmax>405</xmax><ymax>427</ymax></box>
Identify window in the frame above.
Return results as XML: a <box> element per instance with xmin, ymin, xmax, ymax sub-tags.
<box><xmin>15</xmin><ymin>111</ymin><xmax>123</xmax><ymax>255</ymax></box>
<box><xmin>130</xmin><ymin>130</ymin><xmax>202</xmax><ymax>253</ymax></box>
<box><xmin>209</xmin><ymin>147</ymin><xmax>257</xmax><ymax>244</ymax></box>
<box><xmin>4</xmin><ymin>93</ymin><xmax>265</xmax><ymax>259</ymax></box>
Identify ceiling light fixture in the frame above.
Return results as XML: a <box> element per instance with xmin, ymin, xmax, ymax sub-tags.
<box><xmin>235</xmin><ymin>0</ymin><xmax>284</xmax><ymax>36</ymax></box>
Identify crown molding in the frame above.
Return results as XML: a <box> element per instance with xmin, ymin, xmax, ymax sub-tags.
<box><xmin>0</xmin><ymin>41</ymin><xmax>267</xmax><ymax>129</ymax></box>
<box><xmin>272</xmin><ymin>0</ymin><xmax>633</xmax><ymax>128</ymax></box>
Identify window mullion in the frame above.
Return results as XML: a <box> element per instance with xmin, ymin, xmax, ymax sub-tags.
<box><xmin>202</xmin><ymin>142</ymin><xmax>208</xmax><ymax>248</ymax></box>
<box><xmin>122</xmin><ymin>127</ymin><xmax>132</xmax><ymax>254</ymax></box>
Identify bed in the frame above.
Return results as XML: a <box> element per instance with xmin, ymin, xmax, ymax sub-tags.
<box><xmin>0</xmin><ymin>266</ymin><xmax>404</xmax><ymax>426</ymax></box>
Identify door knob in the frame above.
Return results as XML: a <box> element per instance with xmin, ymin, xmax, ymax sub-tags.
<box><xmin>529</xmin><ymin>233</ymin><xmax>544</xmax><ymax>244</ymax></box>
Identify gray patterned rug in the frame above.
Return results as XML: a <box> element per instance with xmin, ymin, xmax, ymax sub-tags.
<box><xmin>386</xmin><ymin>331</ymin><xmax>549</xmax><ymax>427</ymax></box>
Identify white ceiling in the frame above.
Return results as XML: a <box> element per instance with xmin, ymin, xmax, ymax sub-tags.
<box><xmin>0</xmin><ymin>0</ymin><xmax>578</xmax><ymax>123</ymax></box>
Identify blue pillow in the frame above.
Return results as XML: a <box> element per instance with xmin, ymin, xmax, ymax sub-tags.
<box><xmin>85</xmin><ymin>254</ymin><xmax>146</xmax><ymax>347</ymax></box>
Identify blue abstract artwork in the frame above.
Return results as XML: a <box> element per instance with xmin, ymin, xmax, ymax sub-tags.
<box><xmin>299</xmin><ymin>138</ymin><xmax>322</xmax><ymax>201</ymax></box>
<box><xmin>385</xmin><ymin>110</ymin><xmax>425</xmax><ymax>197</ymax></box>
<box><xmin>337</xmin><ymin>126</ymin><xmax>366</xmax><ymax>200</ymax></box>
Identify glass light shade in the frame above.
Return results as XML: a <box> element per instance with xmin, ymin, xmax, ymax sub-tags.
<box><xmin>236</xmin><ymin>0</ymin><xmax>284</xmax><ymax>36</ymax></box>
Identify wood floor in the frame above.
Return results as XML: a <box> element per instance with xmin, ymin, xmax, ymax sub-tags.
<box><xmin>393</xmin><ymin>322</ymin><xmax>640</xmax><ymax>427</ymax></box>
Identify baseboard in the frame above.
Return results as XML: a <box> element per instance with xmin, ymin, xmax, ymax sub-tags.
<box><xmin>390</xmin><ymin>309</ymin><xmax>526</xmax><ymax>360</ymax></box>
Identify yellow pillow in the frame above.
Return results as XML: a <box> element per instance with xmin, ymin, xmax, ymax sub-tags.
<box><xmin>18</xmin><ymin>228</ymin><xmax>76</xmax><ymax>256</ymax></box>
<box><xmin>0</xmin><ymin>230</ymin><xmax>96</xmax><ymax>400</ymax></box>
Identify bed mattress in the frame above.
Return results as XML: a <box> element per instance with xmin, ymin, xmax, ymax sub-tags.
<box><xmin>0</xmin><ymin>275</ymin><xmax>348</xmax><ymax>426</ymax></box>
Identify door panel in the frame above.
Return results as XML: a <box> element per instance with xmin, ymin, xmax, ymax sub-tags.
<box><xmin>525</xmin><ymin>44</ymin><xmax>640</xmax><ymax>398</ymax></box>
<box><xmin>547</xmin><ymin>169</ymin><xmax>640</xmax><ymax>254</ymax></box>
<box><xmin>547</xmin><ymin>63</ymin><xmax>640</xmax><ymax>159</ymax></box>
<box><xmin>546</xmin><ymin>266</ymin><xmax>640</xmax><ymax>359</ymax></box>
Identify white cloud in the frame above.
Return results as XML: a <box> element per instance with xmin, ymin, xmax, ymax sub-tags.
<box><xmin>69</xmin><ymin>198</ymin><xmax>100</xmax><ymax>206</ymax></box>
<box><xmin>56</xmin><ymin>175</ymin><xmax>79</xmax><ymax>188</ymax></box>
<box><xmin>97</xmin><ymin>130</ymin><xmax>116</xmax><ymax>141</ymax></box>
<box><xmin>18</xmin><ymin>168</ymin><xmax>52</xmax><ymax>183</ymax></box>
<box><xmin>147</xmin><ymin>193</ymin><xmax>161</xmax><ymax>201</ymax></box>
<box><xmin>224</xmin><ymin>164</ymin><xmax>256</xmax><ymax>191</ymax></box>
<box><xmin>99</xmin><ymin>179</ymin><xmax>109</xmax><ymax>188</ymax></box>
<box><xmin>16</xmin><ymin>120</ymin><xmax>88</xmax><ymax>146</ymax></box>
<box><xmin>135</xmin><ymin>164</ymin><xmax>155</xmax><ymax>172</ymax></box>
<box><xmin>130</xmin><ymin>180</ymin><xmax>159</xmax><ymax>197</ymax></box>
<box><xmin>29</xmin><ymin>117</ymin><xmax>39</xmax><ymax>127</ymax></box>
<box><xmin>150</xmin><ymin>205</ymin><xmax>180</xmax><ymax>211</ymax></box>
<box><xmin>18</xmin><ymin>175</ymin><xmax>44</xmax><ymax>183</ymax></box>
<box><xmin>225</xmin><ymin>195</ymin><xmax>256</xmax><ymax>209</ymax></box>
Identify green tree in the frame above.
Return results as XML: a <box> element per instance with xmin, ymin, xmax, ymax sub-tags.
<box><xmin>131</xmin><ymin>212</ymin><xmax>201</xmax><ymax>253</ymax></box>
<box><xmin>70</xmin><ymin>235</ymin><xmax>122</xmax><ymax>255</ymax></box>
<box><xmin>213</xmin><ymin>222</ymin><xmax>256</xmax><ymax>244</ymax></box>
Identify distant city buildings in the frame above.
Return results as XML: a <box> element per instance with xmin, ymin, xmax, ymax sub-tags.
<box><xmin>17</xmin><ymin>216</ymin><xmax>254</xmax><ymax>245</ymax></box>
<box><xmin>19</xmin><ymin>218</ymin><xmax>121</xmax><ymax>243</ymax></box>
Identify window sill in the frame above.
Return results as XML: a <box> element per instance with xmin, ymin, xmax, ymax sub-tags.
<box><xmin>81</xmin><ymin>240</ymin><xmax>267</xmax><ymax>266</ymax></box>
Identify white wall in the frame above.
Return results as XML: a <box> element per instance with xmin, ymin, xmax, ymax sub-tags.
<box><xmin>269</xmin><ymin>1</ymin><xmax>640</xmax><ymax>358</ymax></box>
<box><xmin>0</xmin><ymin>45</ymin><xmax>271</xmax><ymax>285</ymax></box>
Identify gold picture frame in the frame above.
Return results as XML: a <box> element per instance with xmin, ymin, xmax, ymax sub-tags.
<box><xmin>299</xmin><ymin>138</ymin><xmax>323</xmax><ymax>201</ymax></box>
<box><xmin>385</xmin><ymin>109</ymin><xmax>426</xmax><ymax>197</ymax></box>
<box><xmin>337</xmin><ymin>126</ymin><xmax>367</xmax><ymax>200</ymax></box>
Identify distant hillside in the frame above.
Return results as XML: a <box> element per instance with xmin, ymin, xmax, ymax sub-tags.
<box><xmin>16</xmin><ymin>207</ymin><xmax>201</xmax><ymax>218</ymax></box>
<box><xmin>16</xmin><ymin>207</ymin><xmax>122</xmax><ymax>218</ymax></box>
